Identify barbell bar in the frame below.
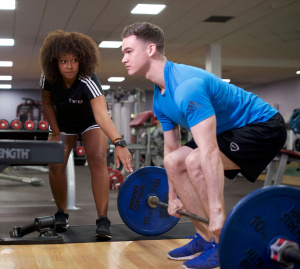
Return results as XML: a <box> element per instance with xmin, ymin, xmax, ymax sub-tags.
<box><xmin>147</xmin><ymin>194</ymin><xmax>300</xmax><ymax>269</ymax></box>
<box><xmin>117</xmin><ymin>166</ymin><xmax>300</xmax><ymax>269</ymax></box>
<box><xmin>147</xmin><ymin>195</ymin><xmax>209</xmax><ymax>224</ymax></box>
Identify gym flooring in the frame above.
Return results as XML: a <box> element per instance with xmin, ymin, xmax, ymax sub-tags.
<box><xmin>0</xmin><ymin>164</ymin><xmax>299</xmax><ymax>268</ymax></box>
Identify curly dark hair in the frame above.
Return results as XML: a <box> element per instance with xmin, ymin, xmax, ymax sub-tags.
<box><xmin>39</xmin><ymin>30</ymin><xmax>100</xmax><ymax>84</ymax></box>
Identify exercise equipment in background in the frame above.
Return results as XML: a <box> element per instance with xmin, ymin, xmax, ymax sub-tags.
<box><xmin>24</xmin><ymin>120</ymin><xmax>35</xmax><ymax>130</ymax></box>
<box><xmin>108</xmin><ymin>167</ymin><xmax>124</xmax><ymax>189</ymax></box>
<box><xmin>1</xmin><ymin>216</ymin><xmax>64</xmax><ymax>245</ymax></box>
<box><xmin>290</xmin><ymin>109</ymin><xmax>300</xmax><ymax>134</ymax></box>
<box><xmin>10</xmin><ymin>119</ymin><xmax>22</xmax><ymax>130</ymax></box>
<box><xmin>0</xmin><ymin>119</ymin><xmax>9</xmax><ymax>130</ymax></box>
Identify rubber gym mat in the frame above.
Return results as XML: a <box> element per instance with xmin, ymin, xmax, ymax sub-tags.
<box><xmin>59</xmin><ymin>221</ymin><xmax>195</xmax><ymax>243</ymax></box>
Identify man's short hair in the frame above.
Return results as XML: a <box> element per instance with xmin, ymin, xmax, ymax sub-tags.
<box><xmin>121</xmin><ymin>22</ymin><xmax>165</xmax><ymax>54</ymax></box>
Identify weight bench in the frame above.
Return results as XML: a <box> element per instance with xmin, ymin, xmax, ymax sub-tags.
<box><xmin>264</xmin><ymin>149</ymin><xmax>300</xmax><ymax>186</ymax></box>
<box><xmin>130</xmin><ymin>110</ymin><xmax>156</xmax><ymax>128</ymax></box>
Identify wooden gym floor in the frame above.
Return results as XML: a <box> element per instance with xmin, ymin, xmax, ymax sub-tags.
<box><xmin>0</xmin><ymin>164</ymin><xmax>299</xmax><ymax>268</ymax></box>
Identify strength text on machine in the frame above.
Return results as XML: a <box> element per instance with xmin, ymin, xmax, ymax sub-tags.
<box><xmin>0</xmin><ymin>148</ymin><xmax>31</xmax><ymax>160</ymax></box>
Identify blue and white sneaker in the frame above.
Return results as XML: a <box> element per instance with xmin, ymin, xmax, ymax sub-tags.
<box><xmin>167</xmin><ymin>233</ymin><xmax>210</xmax><ymax>260</ymax></box>
<box><xmin>182</xmin><ymin>238</ymin><xmax>219</xmax><ymax>269</ymax></box>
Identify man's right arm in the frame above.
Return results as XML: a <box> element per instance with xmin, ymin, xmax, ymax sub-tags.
<box><xmin>163</xmin><ymin>125</ymin><xmax>183</xmax><ymax>212</ymax></box>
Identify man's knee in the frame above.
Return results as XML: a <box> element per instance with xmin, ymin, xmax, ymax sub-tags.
<box><xmin>164</xmin><ymin>151</ymin><xmax>186</xmax><ymax>173</ymax></box>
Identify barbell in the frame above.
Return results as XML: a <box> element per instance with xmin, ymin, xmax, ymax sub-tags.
<box><xmin>117</xmin><ymin>166</ymin><xmax>300</xmax><ymax>269</ymax></box>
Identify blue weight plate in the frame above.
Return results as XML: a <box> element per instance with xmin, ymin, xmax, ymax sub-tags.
<box><xmin>219</xmin><ymin>185</ymin><xmax>300</xmax><ymax>269</ymax></box>
<box><xmin>118</xmin><ymin>166</ymin><xmax>180</xmax><ymax>236</ymax></box>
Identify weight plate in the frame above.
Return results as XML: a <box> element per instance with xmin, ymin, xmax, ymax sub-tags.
<box><xmin>75</xmin><ymin>146</ymin><xmax>85</xmax><ymax>156</ymax></box>
<box><xmin>219</xmin><ymin>185</ymin><xmax>300</xmax><ymax>269</ymax></box>
<box><xmin>10</xmin><ymin>119</ymin><xmax>22</xmax><ymax>130</ymax></box>
<box><xmin>118</xmin><ymin>166</ymin><xmax>180</xmax><ymax>236</ymax></box>
<box><xmin>0</xmin><ymin>119</ymin><xmax>9</xmax><ymax>129</ymax></box>
<box><xmin>109</xmin><ymin>169</ymin><xmax>124</xmax><ymax>190</ymax></box>
<box><xmin>24</xmin><ymin>120</ymin><xmax>35</xmax><ymax>130</ymax></box>
<box><xmin>38</xmin><ymin>120</ymin><xmax>48</xmax><ymax>130</ymax></box>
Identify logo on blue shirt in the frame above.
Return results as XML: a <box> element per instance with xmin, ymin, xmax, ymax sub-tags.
<box><xmin>187</xmin><ymin>101</ymin><xmax>202</xmax><ymax>116</ymax></box>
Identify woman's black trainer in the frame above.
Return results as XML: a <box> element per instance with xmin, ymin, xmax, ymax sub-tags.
<box><xmin>95</xmin><ymin>215</ymin><xmax>111</xmax><ymax>239</ymax></box>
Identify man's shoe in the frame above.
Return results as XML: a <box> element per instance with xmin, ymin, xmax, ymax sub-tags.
<box><xmin>54</xmin><ymin>209</ymin><xmax>69</xmax><ymax>233</ymax></box>
<box><xmin>95</xmin><ymin>215</ymin><xmax>111</xmax><ymax>239</ymax></box>
<box><xmin>167</xmin><ymin>233</ymin><xmax>210</xmax><ymax>260</ymax></box>
<box><xmin>182</xmin><ymin>239</ymin><xmax>219</xmax><ymax>269</ymax></box>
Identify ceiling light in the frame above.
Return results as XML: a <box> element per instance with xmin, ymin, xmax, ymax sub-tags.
<box><xmin>108</xmin><ymin>77</ymin><xmax>125</xmax><ymax>82</ymax></box>
<box><xmin>0</xmin><ymin>0</ymin><xmax>15</xmax><ymax>10</ymax></box>
<box><xmin>0</xmin><ymin>38</ymin><xmax>14</xmax><ymax>46</ymax></box>
<box><xmin>0</xmin><ymin>61</ymin><xmax>13</xmax><ymax>67</ymax></box>
<box><xmin>0</xmin><ymin>84</ymin><xmax>12</xmax><ymax>89</ymax></box>
<box><xmin>296</xmin><ymin>71</ymin><xmax>300</xmax><ymax>75</ymax></box>
<box><xmin>222</xmin><ymin>79</ymin><xmax>231</xmax><ymax>83</ymax></box>
<box><xmin>131</xmin><ymin>4</ymin><xmax>166</xmax><ymax>15</ymax></box>
<box><xmin>102</xmin><ymin>85</ymin><xmax>111</xmax><ymax>90</ymax></box>
<box><xmin>0</xmin><ymin>76</ymin><xmax>12</xmax><ymax>80</ymax></box>
<box><xmin>99</xmin><ymin>41</ymin><xmax>122</xmax><ymax>48</ymax></box>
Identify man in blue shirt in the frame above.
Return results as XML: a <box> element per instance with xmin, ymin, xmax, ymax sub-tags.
<box><xmin>121</xmin><ymin>22</ymin><xmax>286</xmax><ymax>269</ymax></box>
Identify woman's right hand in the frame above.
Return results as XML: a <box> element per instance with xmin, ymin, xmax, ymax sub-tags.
<box><xmin>114</xmin><ymin>146</ymin><xmax>133</xmax><ymax>173</ymax></box>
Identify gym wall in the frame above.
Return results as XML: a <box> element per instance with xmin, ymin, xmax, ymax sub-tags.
<box><xmin>0</xmin><ymin>76</ymin><xmax>299</xmax><ymax>123</ymax></box>
<box><xmin>0</xmin><ymin>89</ymin><xmax>41</xmax><ymax>122</ymax></box>
<box><xmin>250</xmin><ymin>77</ymin><xmax>300</xmax><ymax>122</ymax></box>
<box><xmin>0</xmin><ymin>89</ymin><xmax>154</xmax><ymax>123</ymax></box>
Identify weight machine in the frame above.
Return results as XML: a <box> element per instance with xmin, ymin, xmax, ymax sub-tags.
<box><xmin>127</xmin><ymin>111</ymin><xmax>163</xmax><ymax>171</ymax></box>
<box><xmin>0</xmin><ymin>136</ymin><xmax>65</xmax><ymax>244</ymax></box>
<box><xmin>104</xmin><ymin>87</ymin><xmax>146</xmax><ymax>144</ymax></box>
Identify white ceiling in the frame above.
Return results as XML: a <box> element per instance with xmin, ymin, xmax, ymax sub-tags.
<box><xmin>1</xmin><ymin>0</ymin><xmax>300</xmax><ymax>92</ymax></box>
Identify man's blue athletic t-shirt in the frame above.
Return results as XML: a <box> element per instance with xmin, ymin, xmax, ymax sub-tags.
<box><xmin>153</xmin><ymin>60</ymin><xmax>278</xmax><ymax>134</ymax></box>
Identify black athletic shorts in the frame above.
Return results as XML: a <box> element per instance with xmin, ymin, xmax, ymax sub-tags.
<box><xmin>184</xmin><ymin>113</ymin><xmax>287</xmax><ymax>182</ymax></box>
<box><xmin>55</xmin><ymin>118</ymin><xmax>100</xmax><ymax>136</ymax></box>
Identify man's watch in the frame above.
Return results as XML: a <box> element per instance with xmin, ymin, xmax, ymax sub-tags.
<box><xmin>114</xmin><ymin>139</ymin><xmax>127</xmax><ymax>147</ymax></box>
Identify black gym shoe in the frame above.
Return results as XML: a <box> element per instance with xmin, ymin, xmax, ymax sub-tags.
<box><xmin>95</xmin><ymin>215</ymin><xmax>111</xmax><ymax>239</ymax></box>
<box><xmin>54</xmin><ymin>209</ymin><xmax>69</xmax><ymax>232</ymax></box>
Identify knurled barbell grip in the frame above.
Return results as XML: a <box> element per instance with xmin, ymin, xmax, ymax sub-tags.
<box><xmin>148</xmin><ymin>196</ymin><xmax>209</xmax><ymax>224</ymax></box>
<box><xmin>283</xmin><ymin>248</ymin><xmax>300</xmax><ymax>264</ymax></box>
